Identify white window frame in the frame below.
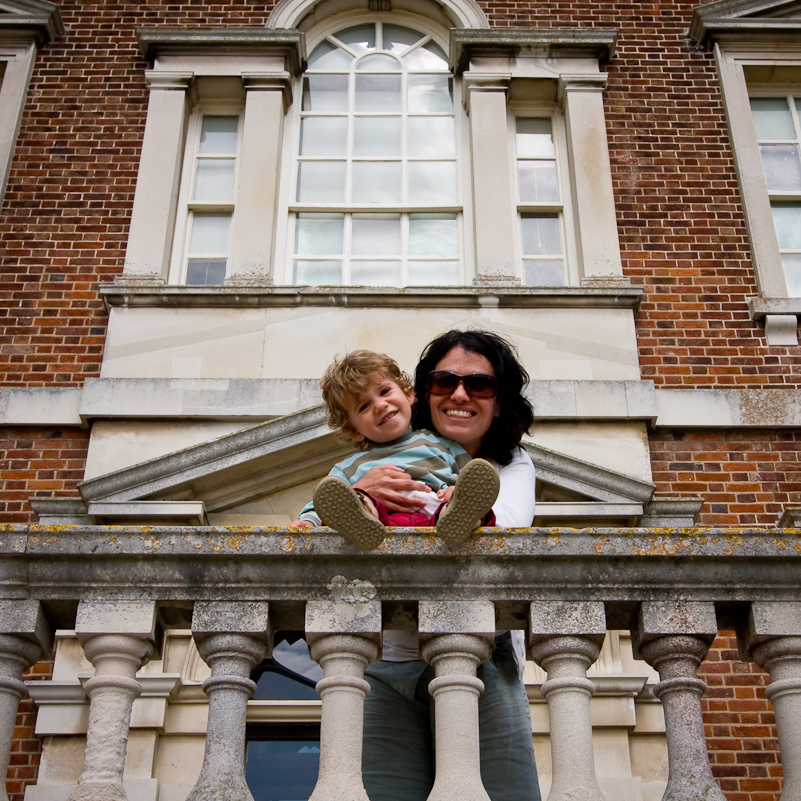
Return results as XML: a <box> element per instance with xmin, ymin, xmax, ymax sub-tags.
<box><xmin>276</xmin><ymin>13</ymin><xmax>469</xmax><ymax>287</ymax></box>
<box><xmin>168</xmin><ymin>103</ymin><xmax>245</xmax><ymax>285</ymax></box>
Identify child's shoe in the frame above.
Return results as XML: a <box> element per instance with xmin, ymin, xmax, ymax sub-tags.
<box><xmin>314</xmin><ymin>477</ymin><xmax>387</xmax><ymax>551</ymax></box>
<box><xmin>436</xmin><ymin>459</ymin><xmax>500</xmax><ymax>546</ymax></box>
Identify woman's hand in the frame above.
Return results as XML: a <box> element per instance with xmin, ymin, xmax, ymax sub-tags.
<box><xmin>289</xmin><ymin>519</ymin><xmax>314</xmax><ymax>528</ymax></box>
<box><xmin>353</xmin><ymin>465</ymin><xmax>429</xmax><ymax>513</ymax></box>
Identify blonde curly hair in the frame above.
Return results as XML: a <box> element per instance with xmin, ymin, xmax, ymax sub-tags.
<box><xmin>321</xmin><ymin>350</ymin><xmax>413</xmax><ymax>449</ymax></box>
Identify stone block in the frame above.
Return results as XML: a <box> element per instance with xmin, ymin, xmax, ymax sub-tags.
<box><xmin>632</xmin><ymin>601</ymin><xmax>717</xmax><ymax>657</ymax></box>
<box><xmin>0</xmin><ymin>599</ymin><xmax>51</xmax><ymax>653</ymax></box>
<box><xmin>741</xmin><ymin>601</ymin><xmax>801</xmax><ymax>657</ymax></box>
<box><xmin>529</xmin><ymin>600</ymin><xmax>606</xmax><ymax>643</ymax></box>
<box><xmin>418</xmin><ymin>600</ymin><xmax>495</xmax><ymax>636</ymax></box>
<box><xmin>192</xmin><ymin>601</ymin><xmax>271</xmax><ymax>641</ymax></box>
<box><xmin>75</xmin><ymin>599</ymin><xmax>158</xmax><ymax>644</ymax></box>
<box><xmin>305</xmin><ymin>598</ymin><xmax>381</xmax><ymax>639</ymax></box>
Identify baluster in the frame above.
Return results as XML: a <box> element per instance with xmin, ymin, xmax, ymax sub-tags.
<box><xmin>306</xmin><ymin>596</ymin><xmax>381</xmax><ymax>801</ymax></box>
<box><xmin>633</xmin><ymin>601</ymin><xmax>725</xmax><ymax>801</ymax></box>
<box><xmin>742</xmin><ymin>601</ymin><xmax>801</xmax><ymax>801</ymax></box>
<box><xmin>528</xmin><ymin>600</ymin><xmax>607</xmax><ymax>801</ymax></box>
<box><xmin>419</xmin><ymin>600</ymin><xmax>495</xmax><ymax>801</ymax></box>
<box><xmin>0</xmin><ymin>601</ymin><xmax>50</xmax><ymax>801</ymax></box>
<box><xmin>67</xmin><ymin>600</ymin><xmax>157</xmax><ymax>801</ymax></box>
<box><xmin>187</xmin><ymin>601</ymin><xmax>271</xmax><ymax>801</ymax></box>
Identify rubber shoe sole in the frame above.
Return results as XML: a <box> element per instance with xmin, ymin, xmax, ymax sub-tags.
<box><xmin>436</xmin><ymin>458</ymin><xmax>500</xmax><ymax>545</ymax></box>
<box><xmin>314</xmin><ymin>476</ymin><xmax>386</xmax><ymax>551</ymax></box>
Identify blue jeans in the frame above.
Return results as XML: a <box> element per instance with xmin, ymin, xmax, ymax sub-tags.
<box><xmin>362</xmin><ymin>633</ymin><xmax>542</xmax><ymax>801</ymax></box>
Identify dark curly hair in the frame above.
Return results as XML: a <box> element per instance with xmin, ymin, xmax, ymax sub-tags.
<box><xmin>412</xmin><ymin>329</ymin><xmax>534</xmax><ymax>465</ymax></box>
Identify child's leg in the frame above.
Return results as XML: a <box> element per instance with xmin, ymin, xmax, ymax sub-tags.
<box><xmin>313</xmin><ymin>476</ymin><xmax>387</xmax><ymax>550</ymax></box>
<box><xmin>435</xmin><ymin>458</ymin><xmax>500</xmax><ymax>545</ymax></box>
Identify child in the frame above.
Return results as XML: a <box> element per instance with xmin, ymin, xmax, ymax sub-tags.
<box><xmin>290</xmin><ymin>350</ymin><xmax>499</xmax><ymax>550</ymax></box>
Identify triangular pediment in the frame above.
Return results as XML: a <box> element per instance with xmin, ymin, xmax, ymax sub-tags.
<box><xmin>0</xmin><ymin>0</ymin><xmax>63</xmax><ymax>42</ymax></box>
<box><xmin>691</xmin><ymin>0</ymin><xmax>801</xmax><ymax>44</ymax></box>
<box><xmin>62</xmin><ymin>406</ymin><xmax>704</xmax><ymax>528</ymax></box>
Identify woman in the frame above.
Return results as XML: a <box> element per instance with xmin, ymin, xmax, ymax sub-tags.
<box><xmin>354</xmin><ymin>329</ymin><xmax>541</xmax><ymax>801</ymax></box>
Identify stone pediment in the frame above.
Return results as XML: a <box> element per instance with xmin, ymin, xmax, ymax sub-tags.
<box><xmin>0</xmin><ymin>0</ymin><xmax>63</xmax><ymax>42</ymax></box>
<box><xmin>33</xmin><ymin>406</ymin><xmax>700</xmax><ymax>527</ymax></box>
<box><xmin>690</xmin><ymin>0</ymin><xmax>801</xmax><ymax>44</ymax></box>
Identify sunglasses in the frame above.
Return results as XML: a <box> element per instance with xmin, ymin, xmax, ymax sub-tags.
<box><xmin>425</xmin><ymin>370</ymin><xmax>499</xmax><ymax>399</ymax></box>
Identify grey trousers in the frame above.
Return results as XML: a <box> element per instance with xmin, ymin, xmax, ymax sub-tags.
<box><xmin>362</xmin><ymin>634</ymin><xmax>542</xmax><ymax>801</ymax></box>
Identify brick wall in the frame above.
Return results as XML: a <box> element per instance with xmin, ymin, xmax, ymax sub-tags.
<box><xmin>0</xmin><ymin>428</ymin><xmax>90</xmax><ymax>523</ymax></box>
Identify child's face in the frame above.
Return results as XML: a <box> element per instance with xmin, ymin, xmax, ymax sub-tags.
<box><xmin>345</xmin><ymin>374</ymin><xmax>414</xmax><ymax>445</ymax></box>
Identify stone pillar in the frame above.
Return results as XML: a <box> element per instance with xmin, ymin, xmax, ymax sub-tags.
<box><xmin>226</xmin><ymin>73</ymin><xmax>291</xmax><ymax>286</ymax></box>
<box><xmin>306</xmin><ymin>596</ymin><xmax>381</xmax><ymax>801</ymax></box>
<box><xmin>187</xmin><ymin>601</ymin><xmax>272</xmax><ymax>801</ymax></box>
<box><xmin>528</xmin><ymin>601</ymin><xmax>607</xmax><ymax>801</ymax></box>
<box><xmin>742</xmin><ymin>602</ymin><xmax>801</xmax><ymax>801</ymax></box>
<box><xmin>67</xmin><ymin>600</ymin><xmax>158</xmax><ymax>801</ymax></box>
<box><xmin>122</xmin><ymin>71</ymin><xmax>192</xmax><ymax>283</ymax></box>
<box><xmin>419</xmin><ymin>600</ymin><xmax>495</xmax><ymax>801</ymax></box>
<box><xmin>462</xmin><ymin>73</ymin><xmax>518</xmax><ymax>285</ymax></box>
<box><xmin>632</xmin><ymin>601</ymin><xmax>725</xmax><ymax>801</ymax></box>
<box><xmin>558</xmin><ymin>74</ymin><xmax>626</xmax><ymax>287</ymax></box>
<box><xmin>0</xmin><ymin>601</ymin><xmax>51</xmax><ymax>801</ymax></box>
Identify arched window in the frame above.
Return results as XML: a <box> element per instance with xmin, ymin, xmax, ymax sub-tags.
<box><xmin>287</xmin><ymin>21</ymin><xmax>461</xmax><ymax>287</ymax></box>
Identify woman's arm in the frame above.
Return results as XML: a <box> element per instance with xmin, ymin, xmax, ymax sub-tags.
<box><xmin>492</xmin><ymin>448</ymin><xmax>536</xmax><ymax>528</ymax></box>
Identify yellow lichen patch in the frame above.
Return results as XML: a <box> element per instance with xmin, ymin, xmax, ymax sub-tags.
<box><xmin>147</xmin><ymin>539</ymin><xmax>163</xmax><ymax>551</ymax></box>
<box><xmin>303</xmin><ymin>534</ymin><xmax>315</xmax><ymax>550</ymax></box>
<box><xmin>593</xmin><ymin>535</ymin><xmax>609</xmax><ymax>554</ymax></box>
<box><xmin>281</xmin><ymin>536</ymin><xmax>296</xmax><ymax>554</ymax></box>
<box><xmin>774</xmin><ymin>539</ymin><xmax>788</xmax><ymax>551</ymax></box>
<box><xmin>627</xmin><ymin>536</ymin><xmax>693</xmax><ymax>557</ymax></box>
<box><xmin>227</xmin><ymin>534</ymin><xmax>244</xmax><ymax>550</ymax></box>
<box><xmin>722</xmin><ymin>533</ymin><xmax>744</xmax><ymax>555</ymax></box>
<box><xmin>543</xmin><ymin>533</ymin><xmax>561</xmax><ymax>549</ymax></box>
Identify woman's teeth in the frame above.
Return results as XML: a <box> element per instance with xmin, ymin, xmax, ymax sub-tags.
<box><xmin>446</xmin><ymin>410</ymin><xmax>474</xmax><ymax>418</ymax></box>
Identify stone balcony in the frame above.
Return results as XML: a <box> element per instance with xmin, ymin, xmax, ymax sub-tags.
<box><xmin>1</xmin><ymin>523</ymin><xmax>800</xmax><ymax>801</ymax></box>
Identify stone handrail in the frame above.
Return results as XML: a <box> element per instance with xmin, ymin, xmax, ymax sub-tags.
<box><xmin>1</xmin><ymin>523</ymin><xmax>800</xmax><ymax>801</ymax></box>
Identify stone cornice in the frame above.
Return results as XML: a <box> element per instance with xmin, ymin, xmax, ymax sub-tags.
<box><xmin>0</xmin><ymin>0</ymin><xmax>63</xmax><ymax>43</ymax></box>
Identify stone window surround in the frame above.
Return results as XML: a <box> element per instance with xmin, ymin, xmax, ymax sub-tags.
<box><xmin>690</xmin><ymin>6</ymin><xmax>801</xmax><ymax>345</ymax></box>
<box><xmin>121</xmin><ymin>26</ymin><xmax>629</xmax><ymax>301</ymax></box>
<box><xmin>0</xmin><ymin>0</ymin><xmax>63</xmax><ymax>203</ymax></box>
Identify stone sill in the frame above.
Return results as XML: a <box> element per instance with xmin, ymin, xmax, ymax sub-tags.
<box><xmin>99</xmin><ymin>284</ymin><xmax>643</xmax><ymax>311</ymax></box>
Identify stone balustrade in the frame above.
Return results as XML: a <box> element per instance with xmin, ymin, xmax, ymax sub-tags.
<box><xmin>4</xmin><ymin>523</ymin><xmax>801</xmax><ymax>800</ymax></box>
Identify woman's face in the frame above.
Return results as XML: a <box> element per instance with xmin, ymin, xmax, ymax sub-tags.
<box><xmin>427</xmin><ymin>345</ymin><xmax>500</xmax><ymax>457</ymax></box>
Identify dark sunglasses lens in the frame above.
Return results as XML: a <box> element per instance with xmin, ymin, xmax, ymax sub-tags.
<box><xmin>426</xmin><ymin>371</ymin><xmax>497</xmax><ymax>398</ymax></box>
<box><xmin>464</xmin><ymin>375</ymin><xmax>498</xmax><ymax>397</ymax></box>
<box><xmin>427</xmin><ymin>372</ymin><xmax>459</xmax><ymax>395</ymax></box>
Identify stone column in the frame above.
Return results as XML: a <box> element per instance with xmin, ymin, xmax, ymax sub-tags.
<box><xmin>187</xmin><ymin>601</ymin><xmax>272</xmax><ymax>801</ymax></box>
<box><xmin>306</xmin><ymin>596</ymin><xmax>381</xmax><ymax>801</ymax></box>
<box><xmin>67</xmin><ymin>600</ymin><xmax>158</xmax><ymax>801</ymax></box>
<box><xmin>742</xmin><ymin>601</ymin><xmax>801</xmax><ymax>801</ymax></box>
<box><xmin>528</xmin><ymin>601</ymin><xmax>607</xmax><ymax>801</ymax></box>
<box><xmin>462</xmin><ymin>73</ymin><xmax>518</xmax><ymax>286</ymax></box>
<box><xmin>225</xmin><ymin>73</ymin><xmax>291</xmax><ymax>286</ymax></box>
<box><xmin>558</xmin><ymin>74</ymin><xmax>626</xmax><ymax>287</ymax></box>
<box><xmin>419</xmin><ymin>600</ymin><xmax>495</xmax><ymax>801</ymax></box>
<box><xmin>0</xmin><ymin>601</ymin><xmax>51</xmax><ymax>801</ymax></box>
<box><xmin>122</xmin><ymin>71</ymin><xmax>192</xmax><ymax>283</ymax></box>
<box><xmin>632</xmin><ymin>601</ymin><xmax>725</xmax><ymax>801</ymax></box>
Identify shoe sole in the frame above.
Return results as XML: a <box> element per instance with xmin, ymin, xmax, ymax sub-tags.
<box><xmin>314</xmin><ymin>477</ymin><xmax>386</xmax><ymax>551</ymax></box>
<box><xmin>436</xmin><ymin>459</ymin><xmax>500</xmax><ymax>545</ymax></box>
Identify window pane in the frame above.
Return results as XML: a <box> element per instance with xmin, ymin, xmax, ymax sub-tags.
<box><xmin>759</xmin><ymin>145</ymin><xmax>801</xmax><ymax>191</ymax></box>
<box><xmin>518</xmin><ymin>161</ymin><xmax>559</xmax><ymax>202</ymax></box>
<box><xmin>409</xmin><ymin>214</ymin><xmax>458</xmax><ymax>255</ymax></box>
<box><xmin>516</xmin><ymin>118</ymin><xmax>555</xmax><ymax>158</ymax></box>
<box><xmin>408</xmin><ymin>74</ymin><xmax>453</xmax><ymax>112</ymax></box>
<box><xmin>408</xmin><ymin>117</ymin><xmax>455</xmax><ymax>158</ymax></box>
<box><xmin>404</xmin><ymin>42</ymin><xmax>448</xmax><ymax>70</ymax></box>
<box><xmin>199</xmin><ymin>116</ymin><xmax>237</xmax><ymax>154</ymax></box>
<box><xmin>772</xmin><ymin>203</ymin><xmax>801</xmax><ymax>250</ymax></box>
<box><xmin>352</xmin><ymin>215</ymin><xmax>401</xmax><ymax>255</ymax></box>
<box><xmin>300</xmin><ymin>118</ymin><xmax>347</xmax><ymax>156</ymax></box>
<box><xmin>302</xmin><ymin>75</ymin><xmax>349</xmax><ymax>112</ymax></box>
<box><xmin>521</xmin><ymin>214</ymin><xmax>561</xmax><ymax>255</ymax></box>
<box><xmin>297</xmin><ymin>162</ymin><xmax>346</xmax><ymax>202</ymax></box>
<box><xmin>308</xmin><ymin>39</ymin><xmax>353</xmax><ymax>69</ymax></box>
<box><xmin>356</xmin><ymin>54</ymin><xmax>401</xmax><ymax>71</ymax></box>
<box><xmin>186</xmin><ymin>260</ymin><xmax>226</xmax><ymax>285</ymax></box>
<box><xmin>524</xmin><ymin>260</ymin><xmax>565</xmax><ymax>286</ymax></box>
<box><xmin>354</xmin><ymin>117</ymin><xmax>401</xmax><ymax>156</ymax></box>
<box><xmin>246</xmin><ymin>741</ymin><xmax>320</xmax><ymax>801</ymax></box>
<box><xmin>352</xmin><ymin>162</ymin><xmax>402</xmax><ymax>202</ymax></box>
<box><xmin>350</xmin><ymin>260</ymin><xmax>402</xmax><ymax>285</ymax></box>
<box><xmin>750</xmin><ymin>97</ymin><xmax>795</xmax><ymax>140</ymax></box>
<box><xmin>295</xmin><ymin>214</ymin><xmax>344</xmax><ymax>255</ymax></box>
<box><xmin>783</xmin><ymin>254</ymin><xmax>801</xmax><ymax>296</ymax></box>
<box><xmin>335</xmin><ymin>24</ymin><xmax>376</xmax><ymax>53</ymax></box>
<box><xmin>194</xmin><ymin>160</ymin><xmax>235</xmax><ymax>201</ymax></box>
<box><xmin>355</xmin><ymin>74</ymin><xmax>401</xmax><ymax>111</ymax></box>
<box><xmin>190</xmin><ymin>213</ymin><xmax>230</xmax><ymax>253</ymax></box>
<box><xmin>408</xmin><ymin>260</ymin><xmax>460</xmax><ymax>285</ymax></box>
<box><xmin>383</xmin><ymin>25</ymin><xmax>423</xmax><ymax>53</ymax></box>
<box><xmin>294</xmin><ymin>260</ymin><xmax>342</xmax><ymax>284</ymax></box>
<box><xmin>408</xmin><ymin>161</ymin><xmax>457</xmax><ymax>204</ymax></box>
